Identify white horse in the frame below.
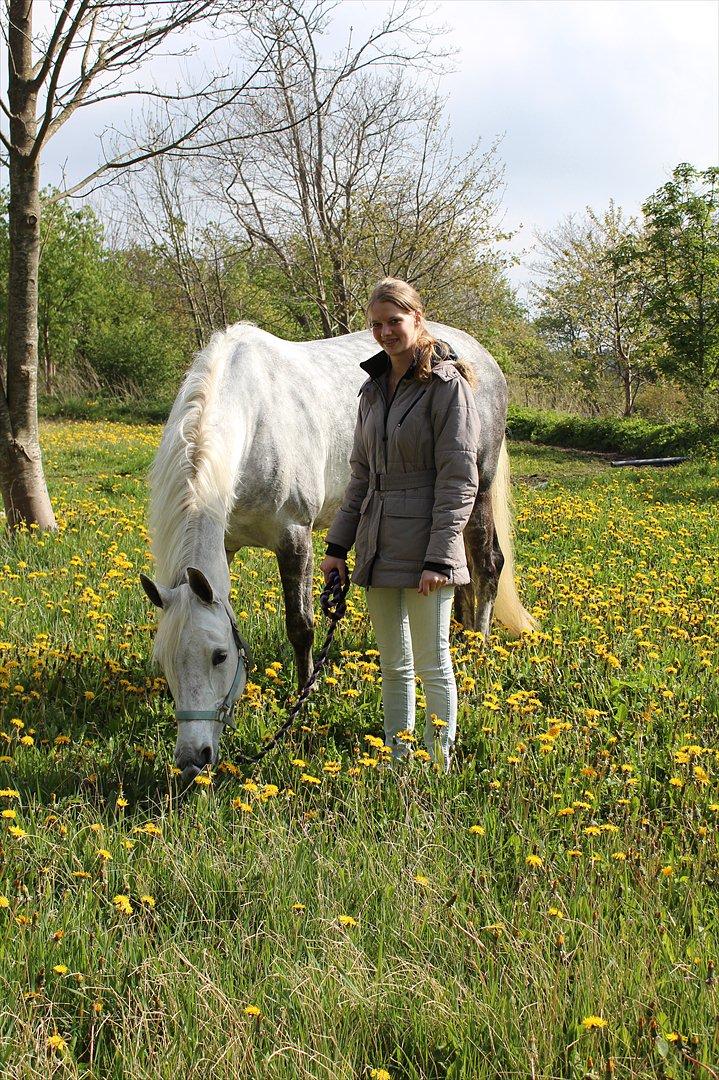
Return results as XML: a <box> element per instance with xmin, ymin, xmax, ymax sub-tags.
<box><xmin>140</xmin><ymin>322</ymin><xmax>534</xmax><ymax>780</ymax></box>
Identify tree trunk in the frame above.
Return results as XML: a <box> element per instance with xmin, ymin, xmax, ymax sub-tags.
<box><xmin>1</xmin><ymin>0</ymin><xmax>56</xmax><ymax>530</ymax></box>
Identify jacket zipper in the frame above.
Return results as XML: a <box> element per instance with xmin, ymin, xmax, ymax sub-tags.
<box><xmin>397</xmin><ymin>389</ymin><xmax>427</xmax><ymax>427</ymax></box>
<box><xmin>367</xmin><ymin>377</ymin><xmax>395</xmax><ymax>587</ymax></box>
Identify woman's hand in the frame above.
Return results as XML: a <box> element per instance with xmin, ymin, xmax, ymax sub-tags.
<box><xmin>417</xmin><ymin>570</ymin><xmax>449</xmax><ymax>595</ymax></box>
<box><xmin>319</xmin><ymin>555</ymin><xmax>348</xmax><ymax>586</ymax></box>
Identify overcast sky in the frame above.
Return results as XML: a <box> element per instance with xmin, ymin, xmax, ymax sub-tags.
<box><xmin>19</xmin><ymin>0</ymin><xmax>719</xmax><ymax>301</ymax></box>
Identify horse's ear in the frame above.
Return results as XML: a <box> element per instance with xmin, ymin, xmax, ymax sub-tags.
<box><xmin>186</xmin><ymin>567</ymin><xmax>214</xmax><ymax>605</ymax></box>
<box><xmin>140</xmin><ymin>574</ymin><xmax>171</xmax><ymax>609</ymax></box>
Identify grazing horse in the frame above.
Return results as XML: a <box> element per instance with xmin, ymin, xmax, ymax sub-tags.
<box><xmin>140</xmin><ymin>322</ymin><xmax>535</xmax><ymax>780</ymax></box>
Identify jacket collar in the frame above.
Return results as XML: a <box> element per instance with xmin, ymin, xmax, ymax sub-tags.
<box><xmin>359</xmin><ymin>340</ymin><xmax>458</xmax><ymax>381</ymax></box>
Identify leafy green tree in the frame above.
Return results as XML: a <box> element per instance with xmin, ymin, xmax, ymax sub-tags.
<box><xmin>532</xmin><ymin>203</ymin><xmax>655</xmax><ymax>416</ymax></box>
<box><xmin>641</xmin><ymin>164</ymin><xmax>719</xmax><ymax>418</ymax></box>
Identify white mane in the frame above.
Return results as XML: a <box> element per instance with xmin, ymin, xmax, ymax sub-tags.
<box><xmin>148</xmin><ymin>324</ymin><xmax>253</xmax><ymax>587</ymax></box>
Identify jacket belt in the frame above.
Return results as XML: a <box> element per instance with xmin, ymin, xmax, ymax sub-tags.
<box><xmin>369</xmin><ymin>469</ymin><xmax>436</xmax><ymax>492</ymax></box>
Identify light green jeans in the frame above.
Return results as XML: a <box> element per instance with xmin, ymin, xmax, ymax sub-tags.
<box><xmin>365</xmin><ymin>585</ymin><xmax>457</xmax><ymax>772</ymax></box>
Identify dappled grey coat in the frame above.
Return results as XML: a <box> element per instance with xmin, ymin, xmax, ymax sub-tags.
<box><xmin>325</xmin><ymin>346</ymin><xmax>481</xmax><ymax>588</ymax></box>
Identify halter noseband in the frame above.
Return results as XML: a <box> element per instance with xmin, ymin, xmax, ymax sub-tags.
<box><xmin>175</xmin><ymin>601</ymin><xmax>252</xmax><ymax>733</ymax></box>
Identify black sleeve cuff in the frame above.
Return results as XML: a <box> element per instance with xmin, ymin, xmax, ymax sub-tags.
<box><xmin>423</xmin><ymin>561</ymin><xmax>451</xmax><ymax>577</ymax></box>
<box><xmin>326</xmin><ymin>543</ymin><xmax>349</xmax><ymax>559</ymax></box>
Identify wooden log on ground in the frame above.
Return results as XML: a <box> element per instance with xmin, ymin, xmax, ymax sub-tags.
<box><xmin>610</xmin><ymin>456</ymin><xmax>688</xmax><ymax>468</ymax></box>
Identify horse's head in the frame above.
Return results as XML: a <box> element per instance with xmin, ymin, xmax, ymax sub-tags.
<box><xmin>140</xmin><ymin>567</ymin><xmax>251</xmax><ymax>784</ymax></box>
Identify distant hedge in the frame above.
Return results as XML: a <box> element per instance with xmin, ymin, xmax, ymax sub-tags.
<box><xmin>506</xmin><ymin>407</ymin><xmax>719</xmax><ymax>456</ymax></box>
<box><xmin>38</xmin><ymin>396</ymin><xmax>719</xmax><ymax>456</ymax></box>
<box><xmin>39</xmin><ymin>396</ymin><xmax>171</xmax><ymax>425</ymax></box>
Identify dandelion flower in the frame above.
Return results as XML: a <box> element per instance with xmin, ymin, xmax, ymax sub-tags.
<box><xmin>52</xmin><ymin>965</ymin><xmax>69</xmax><ymax>975</ymax></box>
<box><xmin>337</xmin><ymin>914</ymin><xmax>357</xmax><ymax>927</ymax></box>
<box><xmin>112</xmin><ymin>894</ymin><xmax>133</xmax><ymax>915</ymax></box>
<box><xmin>526</xmin><ymin>854</ymin><xmax>543</xmax><ymax>868</ymax></box>
<box><xmin>469</xmin><ymin>824</ymin><xmax>485</xmax><ymax>836</ymax></box>
<box><xmin>291</xmin><ymin>902</ymin><xmax>306</xmax><ymax>913</ymax></box>
<box><xmin>244</xmin><ymin>1004</ymin><xmax>261</xmax><ymax>1017</ymax></box>
<box><xmin>193</xmin><ymin>774</ymin><xmax>212</xmax><ymax>786</ymax></box>
<box><xmin>0</xmin><ymin>896</ymin><xmax>10</xmax><ymax>909</ymax></box>
<box><xmin>582</xmin><ymin>1016</ymin><xmax>608</xmax><ymax>1030</ymax></box>
<box><xmin>47</xmin><ymin>1034</ymin><xmax>67</xmax><ymax>1052</ymax></box>
<box><xmin>370</xmin><ymin>1070</ymin><xmax>391</xmax><ymax>1080</ymax></box>
<box><xmin>96</xmin><ymin>849</ymin><xmax>112</xmax><ymax>861</ymax></box>
<box><xmin>140</xmin><ymin>895</ymin><xmax>155</xmax><ymax>908</ymax></box>
<box><xmin>8</xmin><ymin>825</ymin><xmax>27</xmax><ymax>839</ymax></box>
<box><xmin>413</xmin><ymin>875</ymin><xmax>430</xmax><ymax>886</ymax></box>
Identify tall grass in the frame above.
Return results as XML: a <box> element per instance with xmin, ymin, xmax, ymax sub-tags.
<box><xmin>0</xmin><ymin>424</ymin><xmax>716</xmax><ymax>1078</ymax></box>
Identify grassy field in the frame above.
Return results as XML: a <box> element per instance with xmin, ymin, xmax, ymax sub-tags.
<box><xmin>0</xmin><ymin>421</ymin><xmax>717</xmax><ymax>1079</ymax></box>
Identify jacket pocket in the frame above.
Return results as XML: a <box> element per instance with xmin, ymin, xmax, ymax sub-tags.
<box><xmin>378</xmin><ymin>493</ymin><xmax>433</xmax><ymax>568</ymax></box>
<box><xmin>383</xmin><ymin>492</ymin><xmax>434</xmax><ymax>518</ymax></box>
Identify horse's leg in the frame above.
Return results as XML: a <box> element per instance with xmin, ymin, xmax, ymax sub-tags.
<box><xmin>276</xmin><ymin>525</ymin><xmax>315</xmax><ymax>689</ymax></box>
<box><xmin>453</xmin><ymin>575</ymin><xmax>476</xmax><ymax>628</ymax></box>
<box><xmin>463</xmin><ymin>487</ymin><xmax>504</xmax><ymax>638</ymax></box>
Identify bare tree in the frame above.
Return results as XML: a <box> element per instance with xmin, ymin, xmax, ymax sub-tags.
<box><xmin>531</xmin><ymin>203</ymin><xmax>655</xmax><ymax>417</ymax></box>
<box><xmin>112</xmin><ymin>155</ymin><xmax>242</xmax><ymax>348</ymax></box>
<box><xmin>188</xmin><ymin>0</ymin><xmax>504</xmax><ymax>337</ymax></box>
<box><xmin>0</xmin><ymin>0</ymin><xmax>283</xmax><ymax>529</ymax></box>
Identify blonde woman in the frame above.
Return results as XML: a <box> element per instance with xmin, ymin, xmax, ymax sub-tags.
<box><xmin>320</xmin><ymin>278</ymin><xmax>480</xmax><ymax>772</ymax></box>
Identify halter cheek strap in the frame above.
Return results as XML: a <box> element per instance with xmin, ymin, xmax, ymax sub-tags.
<box><xmin>175</xmin><ymin>602</ymin><xmax>253</xmax><ymax>732</ymax></box>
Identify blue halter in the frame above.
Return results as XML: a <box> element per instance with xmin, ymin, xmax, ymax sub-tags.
<box><xmin>175</xmin><ymin>601</ymin><xmax>252</xmax><ymax>732</ymax></box>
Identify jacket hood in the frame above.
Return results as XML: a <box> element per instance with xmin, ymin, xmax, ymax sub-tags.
<box><xmin>359</xmin><ymin>340</ymin><xmax>459</xmax><ymax>382</ymax></box>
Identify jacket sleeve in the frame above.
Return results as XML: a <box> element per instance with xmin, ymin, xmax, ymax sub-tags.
<box><xmin>325</xmin><ymin>402</ymin><xmax>370</xmax><ymax>553</ymax></box>
<box><xmin>424</xmin><ymin>376</ymin><xmax>480</xmax><ymax>566</ymax></box>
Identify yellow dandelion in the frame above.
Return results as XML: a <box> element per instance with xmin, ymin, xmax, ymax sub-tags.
<box><xmin>291</xmin><ymin>903</ymin><xmax>306</xmax><ymax>913</ymax></box>
<box><xmin>370</xmin><ymin>1070</ymin><xmax>391</xmax><ymax>1080</ymax></box>
<box><xmin>526</xmin><ymin>854</ymin><xmax>543</xmax><ymax>868</ymax></box>
<box><xmin>8</xmin><ymin>825</ymin><xmax>27</xmax><ymax>839</ymax></box>
<box><xmin>581</xmin><ymin>1015</ymin><xmax>608</xmax><ymax>1030</ymax></box>
<box><xmin>193</xmin><ymin>774</ymin><xmax>212</xmax><ymax>786</ymax></box>
<box><xmin>413</xmin><ymin>874</ymin><xmax>430</xmax><ymax>886</ymax></box>
<box><xmin>52</xmin><ymin>964</ymin><xmax>69</xmax><ymax>975</ymax></box>
<box><xmin>469</xmin><ymin>824</ymin><xmax>485</xmax><ymax>835</ymax></box>
<box><xmin>47</xmin><ymin>1034</ymin><xmax>67</xmax><ymax>1052</ymax></box>
<box><xmin>231</xmin><ymin>798</ymin><xmax>253</xmax><ymax>812</ymax></box>
<box><xmin>0</xmin><ymin>896</ymin><xmax>10</xmax><ymax>909</ymax></box>
<box><xmin>140</xmin><ymin>895</ymin><xmax>155</xmax><ymax>908</ymax></box>
<box><xmin>244</xmin><ymin>1004</ymin><xmax>261</xmax><ymax>1017</ymax></box>
<box><xmin>112</xmin><ymin>894</ymin><xmax>133</xmax><ymax>915</ymax></box>
<box><xmin>337</xmin><ymin>914</ymin><xmax>358</xmax><ymax>927</ymax></box>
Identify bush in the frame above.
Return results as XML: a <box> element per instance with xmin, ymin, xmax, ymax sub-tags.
<box><xmin>39</xmin><ymin>395</ymin><xmax>171</xmax><ymax>424</ymax></box>
<box><xmin>506</xmin><ymin>406</ymin><xmax>719</xmax><ymax>456</ymax></box>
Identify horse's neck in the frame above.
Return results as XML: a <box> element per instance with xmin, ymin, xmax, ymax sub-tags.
<box><xmin>179</xmin><ymin>513</ymin><xmax>230</xmax><ymax>597</ymax></box>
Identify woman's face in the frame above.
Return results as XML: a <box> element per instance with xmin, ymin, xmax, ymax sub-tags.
<box><xmin>369</xmin><ymin>301</ymin><xmax>420</xmax><ymax>362</ymax></box>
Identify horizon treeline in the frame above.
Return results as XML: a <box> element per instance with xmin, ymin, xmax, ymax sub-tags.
<box><xmin>0</xmin><ymin>162</ymin><xmax>716</xmax><ymax>423</ymax></box>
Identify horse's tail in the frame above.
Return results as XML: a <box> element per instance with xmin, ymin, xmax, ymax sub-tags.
<box><xmin>490</xmin><ymin>437</ymin><xmax>538</xmax><ymax>635</ymax></box>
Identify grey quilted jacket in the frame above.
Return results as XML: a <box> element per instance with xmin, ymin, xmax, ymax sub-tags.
<box><xmin>325</xmin><ymin>344</ymin><xmax>480</xmax><ymax>588</ymax></box>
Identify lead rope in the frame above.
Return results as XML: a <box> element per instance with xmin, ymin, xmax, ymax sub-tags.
<box><xmin>232</xmin><ymin>568</ymin><xmax>349</xmax><ymax>767</ymax></box>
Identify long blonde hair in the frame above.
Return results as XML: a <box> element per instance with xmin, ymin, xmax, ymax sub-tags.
<box><xmin>366</xmin><ymin>277</ymin><xmax>477</xmax><ymax>388</ymax></box>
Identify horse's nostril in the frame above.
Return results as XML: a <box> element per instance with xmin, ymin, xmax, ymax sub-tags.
<box><xmin>200</xmin><ymin>744</ymin><xmax>213</xmax><ymax>767</ymax></box>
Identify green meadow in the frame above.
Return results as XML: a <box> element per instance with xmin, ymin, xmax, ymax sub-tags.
<box><xmin>0</xmin><ymin>421</ymin><xmax>717</xmax><ymax>1078</ymax></box>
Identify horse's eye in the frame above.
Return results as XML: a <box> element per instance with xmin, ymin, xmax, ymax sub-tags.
<box><xmin>212</xmin><ymin>649</ymin><xmax>228</xmax><ymax>666</ymax></box>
